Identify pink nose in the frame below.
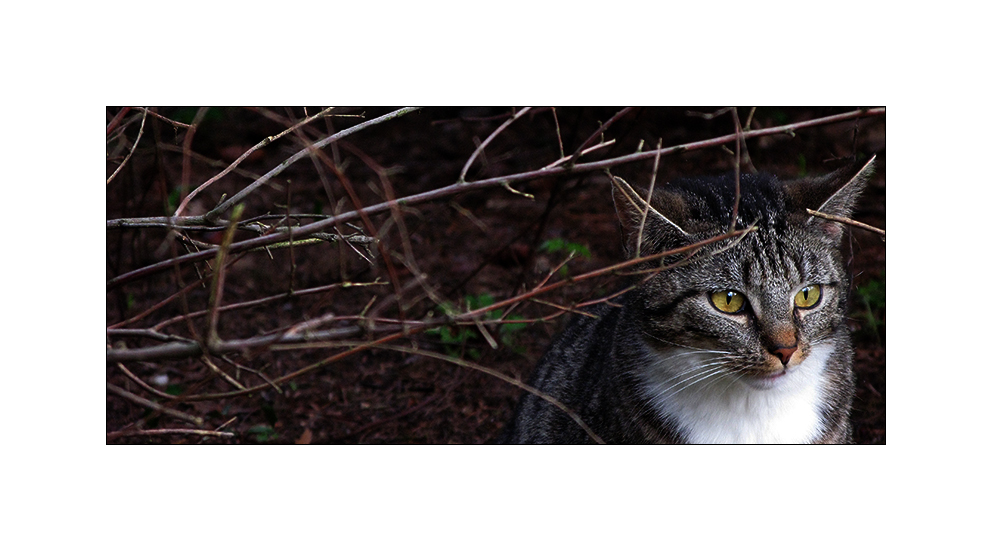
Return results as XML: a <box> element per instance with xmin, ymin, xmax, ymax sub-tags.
<box><xmin>773</xmin><ymin>346</ymin><xmax>797</xmax><ymax>365</ymax></box>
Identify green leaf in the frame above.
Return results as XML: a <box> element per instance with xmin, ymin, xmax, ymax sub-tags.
<box><xmin>539</xmin><ymin>238</ymin><xmax>591</xmax><ymax>259</ymax></box>
<box><xmin>466</xmin><ymin>293</ymin><xmax>495</xmax><ymax>310</ymax></box>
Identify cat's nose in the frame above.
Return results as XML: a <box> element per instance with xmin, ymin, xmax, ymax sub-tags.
<box><xmin>772</xmin><ymin>345</ymin><xmax>797</xmax><ymax>365</ymax></box>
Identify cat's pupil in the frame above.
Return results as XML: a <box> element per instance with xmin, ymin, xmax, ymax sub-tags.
<box><xmin>795</xmin><ymin>285</ymin><xmax>821</xmax><ymax>308</ymax></box>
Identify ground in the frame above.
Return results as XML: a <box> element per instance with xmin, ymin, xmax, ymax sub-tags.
<box><xmin>106</xmin><ymin>107</ymin><xmax>885</xmax><ymax>444</ymax></box>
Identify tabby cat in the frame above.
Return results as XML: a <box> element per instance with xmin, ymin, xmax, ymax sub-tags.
<box><xmin>504</xmin><ymin>158</ymin><xmax>875</xmax><ymax>444</ymax></box>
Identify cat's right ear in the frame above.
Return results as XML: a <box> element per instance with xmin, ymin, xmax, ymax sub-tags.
<box><xmin>786</xmin><ymin>156</ymin><xmax>875</xmax><ymax>245</ymax></box>
<box><xmin>611</xmin><ymin>176</ymin><xmax>691</xmax><ymax>258</ymax></box>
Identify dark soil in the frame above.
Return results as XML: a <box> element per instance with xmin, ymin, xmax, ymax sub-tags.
<box><xmin>106</xmin><ymin>107</ymin><xmax>885</xmax><ymax>444</ymax></box>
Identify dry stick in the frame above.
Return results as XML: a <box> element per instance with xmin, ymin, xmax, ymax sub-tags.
<box><xmin>541</xmin><ymin>140</ymin><xmax>616</xmax><ymax>171</ymax></box>
<box><xmin>307</xmin><ymin>139</ymin><xmax>408</xmax><ymax>322</ymax></box>
<box><xmin>174</xmin><ymin>106</ymin><xmax>337</xmax><ymax>217</ymax></box>
<box><xmin>339</xmin><ymin>140</ymin><xmax>446</xmax><ymax>315</ymax></box>
<box><xmin>551</xmin><ymin>107</ymin><xmax>565</xmax><ymax>159</ymax></box>
<box><xmin>106</xmin><ymin>107</ymin><xmax>885</xmax><ymax>290</ymax></box>
<box><xmin>203</xmin><ymin>356</ymin><xmax>247</xmax><ymax>391</ymax></box>
<box><xmin>107</xmin><ymin>245</ymin><xmax>272</xmax><ymax>331</ymax></box>
<box><xmin>152</xmin><ymin>280</ymin><xmax>384</xmax><ymax>332</ymax></box>
<box><xmin>106</xmin><ymin>107</ymin><xmax>147</xmax><ymax>185</ymax></box>
<box><xmin>636</xmin><ymin>139</ymin><xmax>665</xmax><ymax>258</ymax></box>
<box><xmin>459</xmin><ymin>107</ymin><xmax>532</xmax><ymax>182</ymax></box>
<box><xmin>107</xmin><ymin>428</ymin><xmax>235</xmax><ymax>441</ymax></box>
<box><xmin>730</xmin><ymin>107</ymin><xmax>744</xmax><ymax>232</ymax></box>
<box><xmin>106</xmin><ymin>322</ymin><xmax>368</xmax><ymax>363</ymax></box>
<box><xmin>565</xmin><ymin>107</ymin><xmax>634</xmax><ymax>167</ymax></box>
<box><xmin>113</xmin><ymin>107</ymin><xmax>884</xmax><ymax>232</ymax></box>
<box><xmin>180</xmin><ymin>107</ymin><xmax>210</xmax><ymax>200</ymax></box>
<box><xmin>207</xmin><ymin>205</ymin><xmax>243</xmax><ymax>346</ymax></box>
<box><xmin>107</xmin><ymin>382</ymin><xmax>204</xmax><ymax>426</ymax></box>
<box><xmin>807</xmin><ymin>209</ymin><xmax>886</xmax><ymax>238</ymax></box>
<box><xmin>133</xmin><ymin>107</ymin><xmax>194</xmax><ymax>130</ymax></box>
<box><xmin>207</xmin><ymin>107</ymin><xmax>422</xmax><ymax>223</ymax></box>
<box><xmin>108</xmin><ymin>277</ymin><xmax>207</xmax><ymax>330</ymax></box>
<box><xmin>132</xmin><ymin>229</ymin><xmax>748</xmax><ymax>399</ymax></box>
<box><xmin>220</xmin><ymin>356</ymin><xmax>283</xmax><ymax>394</ymax></box>
<box><xmin>106</xmin><ymin>107</ymin><xmax>132</xmax><ymax>135</ymax></box>
<box><xmin>115</xmin><ymin>362</ymin><xmax>178</xmax><ymax>400</ymax></box>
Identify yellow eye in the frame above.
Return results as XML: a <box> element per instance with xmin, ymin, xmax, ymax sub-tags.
<box><xmin>710</xmin><ymin>290</ymin><xmax>746</xmax><ymax>314</ymax></box>
<box><xmin>794</xmin><ymin>285</ymin><xmax>821</xmax><ymax>308</ymax></box>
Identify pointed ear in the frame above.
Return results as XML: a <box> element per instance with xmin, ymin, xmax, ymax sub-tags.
<box><xmin>785</xmin><ymin>156</ymin><xmax>875</xmax><ymax>244</ymax></box>
<box><xmin>611</xmin><ymin>176</ymin><xmax>690</xmax><ymax>258</ymax></box>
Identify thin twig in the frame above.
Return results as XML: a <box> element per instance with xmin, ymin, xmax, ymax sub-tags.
<box><xmin>636</xmin><ymin>139</ymin><xmax>664</xmax><ymax>258</ymax></box>
<box><xmin>541</xmin><ymin>139</ymin><xmax>616</xmax><ymax>170</ymax></box>
<box><xmin>180</xmin><ymin>107</ymin><xmax>211</xmax><ymax>198</ymax></box>
<box><xmin>203</xmin><ymin>356</ymin><xmax>247</xmax><ymax>391</ymax></box>
<box><xmin>730</xmin><ymin>107</ymin><xmax>743</xmax><ymax>232</ymax></box>
<box><xmin>174</xmin><ymin>106</ymin><xmax>337</xmax><ymax>217</ymax></box>
<box><xmin>106</xmin><ymin>107</ymin><xmax>147</xmax><ymax>185</ymax></box>
<box><xmin>459</xmin><ymin>107</ymin><xmax>532</xmax><ymax>182</ymax></box>
<box><xmin>107</xmin><ymin>382</ymin><xmax>204</xmax><ymax>426</ymax></box>
<box><xmin>206</xmin><ymin>107</ymin><xmax>421</xmax><ymax>223</ymax></box>
<box><xmin>115</xmin><ymin>362</ymin><xmax>178</xmax><ymax>400</ymax></box>
<box><xmin>133</xmin><ymin>107</ymin><xmax>195</xmax><ymax>129</ymax></box>
<box><xmin>106</xmin><ymin>108</ymin><xmax>885</xmax><ymax>290</ymax></box>
<box><xmin>107</xmin><ymin>428</ymin><xmax>235</xmax><ymax>441</ymax></box>
<box><xmin>112</xmin><ymin>227</ymin><xmax>748</xmax><ymax>392</ymax></box>
<box><xmin>207</xmin><ymin>204</ymin><xmax>243</xmax><ymax>346</ymax></box>
<box><xmin>551</xmin><ymin>107</ymin><xmax>565</xmax><ymax>159</ymax></box>
<box><xmin>106</xmin><ymin>107</ymin><xmax>132</xmax><ymax>136</ymax></box>
<box><xmin>565</xmin><ymin>107</ymin><xmax>633</xmax><ymax>167</ymax></box>
<box><xmin>806</xmin><ymin>209</ymin><xmax>886</xmax><ymax>238</ymax></box>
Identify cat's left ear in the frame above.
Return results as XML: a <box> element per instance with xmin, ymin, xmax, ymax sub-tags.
<box><xmin>611</xmin><ymin>175</ymin><xmax>691</xmax><ymax>257</ymax></box>
<box><xmin>787</xmin><ymin>156</ymin><xmax>875</xmax><ymax>244</ymax></box>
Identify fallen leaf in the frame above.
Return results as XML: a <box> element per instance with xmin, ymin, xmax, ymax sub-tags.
<box><xmin>295</xmin><ymin>427</ymin><xmax>313</xmax><ymax>445</ymax></box>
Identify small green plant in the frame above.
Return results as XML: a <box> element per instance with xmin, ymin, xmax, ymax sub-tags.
<box><xmin>165</xmin><ymin>187</ymin><xmax>182</xmax><ymax>214</ymax></box>
<box><xmin>427</xmin><ymin>324</ymin><xmax>481</xmax><ymax>358</ymax></box>
<box><xmin>539</xmin><ymin>238</ymin><xmax>591</xmax><ymax>259</ymax></box>
<box><xmin>539</xmin><ymin>238</ymin><xmax>591</xmax><ymax>276</ymax></box>
<box><xmin>426</xmin><ymin>293</ymin><xmax>529</xmax><ymax>358</ymax></box>
<box><xmin>246</xmin><ymin>424</ymin><xmax>279</xmax><ymax>443</ymax></box>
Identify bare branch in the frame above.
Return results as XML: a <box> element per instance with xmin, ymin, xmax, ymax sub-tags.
<box><xmin>174</xmin><ymin>106</ymin><xmax>338</xmax><ymax>217</ymax></box>
<box><xmin>807</xmin><ymin>209</ymin><xmax>886</xmax><ymax>238</ymax></box>
<box><xmin>107</xmin><ymin>428</ymin><xmax>235</xmax><ymax>441</ymax></box>
<box><xmin>107</xmin><ymin>108</ymin><xmax>884</xmax><ymax>290</ymax></box>
<box><xmin>106</xmin><ymin>107</ymin><xmax>147</xmax><ymax>185</ymax></box>
<box><xmin>565</xmin><ymin>106</ymin><xmax>633</xmax><ymax>166</ymax></box>
<box><xmin>459</xmin><ymin>107</ymin><xmax>532</xmax><ymax>182</ymax></box>
<box><xmin>206</xmin><ymin>107</ymin><xmax>422</xmax><ymax>223</ymax></box>
<box><xmin>107</xmin><ymin>382</ymin><xmax>203</xmax><ymax>426</ymax></box>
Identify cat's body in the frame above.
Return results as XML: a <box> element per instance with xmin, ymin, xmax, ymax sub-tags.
<box><xmin>505</xmin><ymin>159</ymin><xmax>874</xmax><ymax>444</ymax></box>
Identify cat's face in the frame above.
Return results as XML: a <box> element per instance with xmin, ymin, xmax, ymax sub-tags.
<box><xmin>613</xmin><ymin>160</ymin><xmax>872</xmax><ymax>396</ymax></box>
<box><xmin>633</xmin><ymin>218</ymin><xmax>848</xmax><ymax>392</ymax></box>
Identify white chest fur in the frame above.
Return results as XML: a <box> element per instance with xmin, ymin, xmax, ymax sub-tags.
<box><xmin>638</xmin><ymin>342</ymin><xmax>835</xmax><ymax>443</ymax></box>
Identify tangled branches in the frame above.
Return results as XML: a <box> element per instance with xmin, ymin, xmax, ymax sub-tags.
<box><xmin>106</xmin><ymin>106</ymin><xmax>885</xmax><ymax>443</ymax></box>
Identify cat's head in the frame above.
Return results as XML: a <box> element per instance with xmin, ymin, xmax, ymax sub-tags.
<box><xmin>611</xmin><ymin>157</ymin><xmax>874</xmax><ymax>389</ymax></box>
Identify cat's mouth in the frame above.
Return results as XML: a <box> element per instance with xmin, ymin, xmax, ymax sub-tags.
<box><xmin>745</xmin><ymin>368</ymin><xmax>789</xmax><ymax>389</ymax></box>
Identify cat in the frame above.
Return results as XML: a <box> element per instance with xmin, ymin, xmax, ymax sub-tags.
<box><xmin>504</xmin><ymin>157</ymin><xmax>875</xmax><ymax>444</ymax></box>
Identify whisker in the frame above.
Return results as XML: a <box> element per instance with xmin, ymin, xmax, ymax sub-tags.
<box><xmin>640</xmin><ymin>331</ymin><xmax>728</xmax><ymax>355</ymax></box>
<box><xmin>650</xmin><ymin>358</ymin><xmax>731</xmax><ymax>399</ymax></box>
